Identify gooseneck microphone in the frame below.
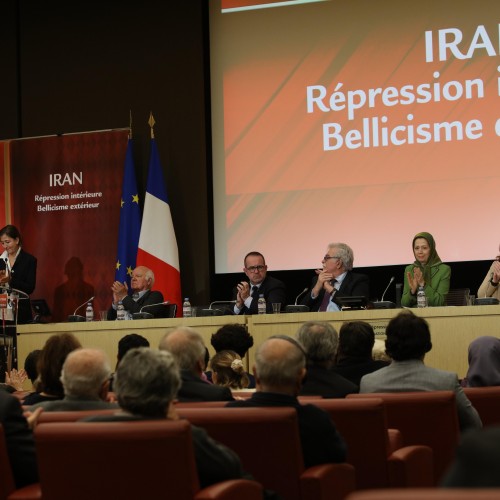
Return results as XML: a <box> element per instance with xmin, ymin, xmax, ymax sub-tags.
<box><xmin>68</xmin><ymin>296</ymin><xmax>94</xmax><ymax>322</ymax></box>
<box><xmin>372</xmin><ymin>277</ymin><xmax>396</xmax><ymax>309</ymax></box>
<box><xmin>133</xmin><ymin>301</ymin><xmax>170</xmax><ymax>320</ymax></box>
<box><xmin>381</xmin><ymin>276</ymin><xmax>395</xmax><ymax>302</ymax></box>
<box><xmin>209</xmin><ymin>300</ymin><xmax>237</xmax><ymax>310</ymax></box>
<box><xmin>139</xmin><ymin>301</ymin><xmax>169</xmax><ymax>313</ymax></box>
<box><xmin>294</xmin><ymin>288</ymin><xmax>309</xmax><ymax>305</ymax></box>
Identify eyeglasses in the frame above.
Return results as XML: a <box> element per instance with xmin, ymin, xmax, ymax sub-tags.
<box><xmin>323</xmin><ymin>255</ymin><xmax>340</xmax><ymax>262</ymax></box>
<box><xmin>246</xmin><ymin>265</ymin><xmax>266</xmax><ymax>272</ymax></box>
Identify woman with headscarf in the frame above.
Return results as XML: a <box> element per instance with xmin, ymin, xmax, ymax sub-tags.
<box><xmin>464</xmin><ymin>336</ymin><xmax>500</xmax><ymax>387</ymax></box>
<box><xmin>401</xmin><ymin>232</ymin><xmax>451</xmax><ymax>307</ymax></box>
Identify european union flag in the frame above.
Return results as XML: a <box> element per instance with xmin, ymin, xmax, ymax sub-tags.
<box><xmin>115</xmin><ymin>138</ymin><xmax>141</xmax><ymax>287</ymax></box>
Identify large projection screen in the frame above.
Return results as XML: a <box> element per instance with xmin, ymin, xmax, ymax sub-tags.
<box><xmin>210</xmin><ymin>0</ymin><xmax>500</xmax><ymax>273</ymax></box>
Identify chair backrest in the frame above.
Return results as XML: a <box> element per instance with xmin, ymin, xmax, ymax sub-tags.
<box><xmin>310</xmin><ymin>398</ymin><xmax>392</xmax><ymax>489</ymax></box>
<box><xmin>177</xmin><ymin>406</ymin><xmax>304</xmax><ymax>500</ymax></box>
<box><xmin>0</xmin><ymin>424</ymin><xmax>16</xmax><ymax>500</ymax></box>
<box><xmin>463</xmin><ymin>386</ymin><xmax>500</xmax><ymax>427</ymax></box>
<box><xmin>445</xmin><ymin>288</ymin><xmax>470</xmax><ymax>306</ymax></box>
<box><xmin>349</xmin><ymin>391</ymin><xmax>460</xmax><ymax>484</ymax></box>
<box><xmin>37</xmin><ymin>409</ymin><xmax>118</xmax><ymax>423</ymax></box>
<box><xmin>165</xmin><ymin>303</ymin><xmax>177</xmax><ymax>318</ymax></box>
<box><xmin>35</xmin><ymin>420</ymin><xmax>200</xmax><ymax>500</ymax></box>
<box><xmin>345</xmin><ymin>488</ymin><xmax>500</xmax><ymax>500</ymax></box>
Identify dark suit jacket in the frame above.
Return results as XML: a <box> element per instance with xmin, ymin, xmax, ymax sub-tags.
<box><xmin>300</xmin><ymin>365</ymin><xmax>359</xmax><ymax>398</ymax></box>
<box><xmin>30</xmin><ymin>396</ymin><xmax>119</xmax><ymax>412</ymax></box>
<box><xmin>0</xmin><ymin>249</ymin><xmax>37</xmax><ymax>324</ymax></box>
<box><xmin>107</xmin><ymin>289</ymin><xmax>165</xmax><ymax>319</ymax></box>
<box><xmin>0</xmin><ymin>390</ymin><xmax>38</xmax><ymax>488</ymax></box>
<box><xmin>227</xmin><ymin>391</ymin><xmax>346</xmax><ymax>468</ymax></box>
<box><xmin>232</xmin><ymin>275</ymin><xmax>287</xmax><ymax>314</ymax></box>
<box><xmin>300</xmin><ymin>271</ymin><xmax>370</xmax><ymax>312</ymax></box>
<box><xmin>332</xmin><ymin>357</ymin><xmax>390</xmax><ymax>386</ymax></box>
<box><xmin>177</xmin><ymin>370</ymin><xmax>234</xmax><ymax>402</ymax></box>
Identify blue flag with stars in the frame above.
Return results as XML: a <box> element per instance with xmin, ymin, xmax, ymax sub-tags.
<box><xmin>115</xmin><ymin>138</ymin><xmax>141</xmax><ymax>287</ymax></box>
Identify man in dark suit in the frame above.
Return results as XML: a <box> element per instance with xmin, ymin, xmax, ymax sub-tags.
<box><xmin>300</xmin><ymin>243</ymin><xmax>369</xmax><ymax>312</ymax></box>
<box><xmin>108</xmin><ymin>266</ymin><xmax>165</xmax><ymax>319</ymax></box>
<box><xmin>232</xmin><ymin>251</ymin><xmax>286</xmax><ymax>314</ymax></box>
<box><xmin>159</xmin><ymin>327</ymin><xmax>234</xmax><ymax>402</ymax></box>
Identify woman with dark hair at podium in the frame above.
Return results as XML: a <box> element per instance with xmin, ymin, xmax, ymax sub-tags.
<box><xmin>0</xmin><ymin>225</ymin><xmax>37</xmax><ymax>324</ymax></box>
<box><xmin>401</xmin><ymin>231</ymin><xmax>450</xmax><ymax>307</ymax></box>
<box><xmin>477</xmin><ymin>248</ymin><xmax>500</xmax><ymax>300</ymax></box>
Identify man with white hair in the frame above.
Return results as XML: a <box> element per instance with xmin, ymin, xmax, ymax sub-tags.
<box><xmin>29</xmin><ymin>348</ymin><xmax>118</xmax><ymax>411</ymax></box>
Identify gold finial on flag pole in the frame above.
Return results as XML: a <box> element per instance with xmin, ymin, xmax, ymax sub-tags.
<box><xmin>129</xmin><ymin>110</ymin><xmax>133</xmax><ymax>139</ymax></box>
<box><xmin>148</xmin><ymin>112</ymin><xmax>155</xmax><ymax>139</ymax></box>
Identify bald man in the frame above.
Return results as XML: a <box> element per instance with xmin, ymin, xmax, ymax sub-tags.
<box><xmin>227</xmin><ymin>336</ymin><xmax>346</xmax><ymax>468</ymax></box>
<box><xmin>108</xmin><ymin>266</ymin><xmax>165</xmax><ymax>319</ymax></box>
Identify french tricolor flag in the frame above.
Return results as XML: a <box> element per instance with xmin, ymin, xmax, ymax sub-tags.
<box><xmin>137</xmin><ymin>138</ymin><xmax>182</xmax><ymax>316</ymax></box>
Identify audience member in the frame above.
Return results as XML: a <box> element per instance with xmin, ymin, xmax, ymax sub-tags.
<box><xmin>360</xmin><ymin>311</ymin><xmax>482</xmax><ymax>432</ymax></box>
<box><xmin>232</xmin><ymin>252</ymin><xmax>286</xmax><ymax>315</ymax></box>
<box><xmin>24</xmin><ymin>349</ymin><xmax>42</xmax><ymax>388</ymax></box>
<box><xmin>477</xmin><ymin>248</ymin><xmax>500</xmax><ymax>299</ymax></box>
<box><xmin>23</xmin><ymin>333</ymin><xmax>81</xmax><ymax>406</ymax></box>
<box><xmin>332</xmin><ymin>321</ymin><xmax>390</xmax><ymax>386</ymax></box>
<box><xmin>108</xmin><ymin>266</ymin><xmax>165</xmax><ymax>319</ymax></box>
<box><xmin>372</xmin><ymin>339</ymin><xmax>391</xmax><ymax>362</ymax></box>
<box><xmin>210</xmin><ymin>351</ymin><xmax>251</xmax><ymax>391</ymax></box>
<box><xmin>300</xmin><ymin>243</ymin><xmax>369</xmax><ymax>312</ymax></box>
<box><xmin>110</xmin><ymin>333</ymin><xmax>150</xmax><ymax>390</ymax></box>
<box><xmin>159</xmin><ymin>327</ymin><xmax>233</xmax><ymax>402</ymax></box>
<box><xmin>209</xmin><ymin>323</ymin><xmax>255</xmax><ymax>387</ymax></box>
<box><xmin>84</xmin><ymin>347</ymin><xmax>249</xmax><ymax>489</ymax></box>
<box><xmin>295</xmin><ymin>321</ymin><xmax>358</xmax><ymax>397</ymax></box>
<box><xmin>463</xmin><ymin>336</ymin><xmax>500</xmax><ymax>387</ymax></box>
<box><xmin>227</xmin><ymin>336</ymin><xmax>347</xmax><ymax>467</ymax></box>
<box><xmin>30</xmin><ymin>348</ymin><xmax>118</xmax><ymax>411</ymax></box>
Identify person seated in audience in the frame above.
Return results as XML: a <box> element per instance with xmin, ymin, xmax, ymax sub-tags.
<box><xmin>295</xmin><ymin>321</ymin><xmax>358</xmax><ymax>397</ymax></box>
<box><xmin>84</xmin><ymin>347</ymin><xmax>250</xmax><ymax>489</ymax></box>
<box><xmin>372</xmin><ymin>339</ymin><xmax>391</xmax><ymax>362</ymax></box>
<box><xmin>401</xmin><ymin>232</ymin><xmax>450</xmax><ymax>307</ymax></box>
<box><xmin>463</xmin><ymin>336</ymin><xmax>500</xmax><ymax>387</ymax></box>
<box><xmin>4</xmin><ymin>349</ymin><xmax>43</xmax><ymax>400</ymax></box>
<box><xmin>159</xmin><ymin>327</ymin><xmax>233</xmax><ymax>402</ymax></box>
<box><xmin>227</xmin><ymin>335</ymin><xmax>347</xmax><ymax>467</ymax></box>
<box><xmin>210</xmin><ymin>350</ymin><xmax>251</xmax><ymax>391</ymax></box>
<box><xmin>208</xmin><ymin>323</ymin><xmax>255</xmax><ymax>387</ymax></box>
<box><xmin>332</xmin><ymin>321</ymin><xmax>390</xmax><ymax>386</ymax></box>
<box><xmin>477</xmin><ymin>249</ymin><xmax>500</xmax><ymax>299</ymax></box>
<box><xmin>107</xmin><ymin>266</ymin><xmax>165</xmax><ymax>320</ymax></box>
<box><xmin>23</xmin><ymin>333</ymin><xmax>82</xmax><ymax>406</ymax></box>
<box><xmin>360</xmin><ymin>310</ymin><xmax>482</xmax><ymax>432</ymax></box>
<box><xmin>29</xmin><ymin>348</ymin><xmax>118</xmax><ymax>411</ymax></box>
<box><xmin>441</xmin><ymin>426</ymin><xmax>500</xmax><ymax>487</ymax></box>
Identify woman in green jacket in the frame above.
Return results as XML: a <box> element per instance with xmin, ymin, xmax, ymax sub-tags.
<box><xmin>401</xmin><ymin>232</ymin><xmax>451</xmax><ymax>307</ymax></box>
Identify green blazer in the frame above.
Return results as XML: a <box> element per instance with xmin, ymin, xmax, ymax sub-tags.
<box><xmin>401</xmin><ymin>263</ymin><xmax>451</xmax><ymax>307</ymax></box>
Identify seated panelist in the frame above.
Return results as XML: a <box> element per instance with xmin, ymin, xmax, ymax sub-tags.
<box><xmin>108</xmin><ymin>266</ymin><xmax>165</xmax><ymax>319</ymax></box>
<box><xmin>477</xmin><ymin>247</ymin><xmax>500</xmax><ymax>299</ymax></box>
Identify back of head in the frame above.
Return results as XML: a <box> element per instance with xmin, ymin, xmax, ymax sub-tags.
<box><xmin>295</xmin><ymin>321</ymin><xmax>338</xmax><ymax>368</ymax></box>
<box><xmin>385</xmin><ymin>311</ymin><xmax>432</xmax><ymax>361</ymax></box>
<box><xmin>255</xmin><ymin>336</ymin><xmax>306</xmax><ymax>392</ymax></box>
<box><xmin>210</xmin><ymin>323</ymin><xmax>254</xmax><ymax>358</ymax></box>
<box><xmin>210</xmin><ymin>350</ymin><xmax>249</xmax><ymax>389</ymax></box>
<box><xmin>159</xmin><ymin>327</ymin><xmax>206</xmax><ymax>372</ymax></box>
<box><xmin>114</xmin><ymin>347</ymin><xmax>181</xmax><ymax>417</ymax></box>
<box><xmin>466</xmin><ymin>336</ymin><xmax>500</xmax><ymax>387</ymax></box>
<box><xmin>61</xmin><ymin>348</ymin><xmax>111</xmax><ymax>399</ymax></box>
<box><xmin>338</xmin><ymin>321</ymin><xmax>375</xmax><ymax>360</ymax></box>
<box><xmin>117</xmin><ymin>334</ymin><xmax>150</xmax><ymax>362</ymax></box>
<box><xmin>24</xmin><ymin>349</ymin><xmax>42</xmax><ymax>384</ymax></box>
<box><xmin>38</xmin><ymin>333</ymin><xmax>82</xmax><ymax>397</ymax></box>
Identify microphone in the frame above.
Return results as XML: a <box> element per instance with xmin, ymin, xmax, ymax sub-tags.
<box><xmin>294</xmin><ymin>288</ymin><xmax>309</xmax><ymax>305</ymax></box>
<box><xmin>133</xmin><ymin>301</ymin><xmax>170</xmax><ymax>320</ymax></box>
<box><xmin>372</xmin><ymin>277</ymin><xmax>396</xmax><ymax>309</ymax></box>
<box><xmin>284</xmin><ymin>288</ymin><xmax>310</xmax><ymax>313</ymax></box>
<box><xmin>10</xmin><ymin>288</ymin><xmax>30</xmax><ymax>299</ymax></box>
<box><xmin>209</xmin><ymin>300</ymin><xmax>236</xmax><ymax>310</ymax></box>
<box><xmin>68</xmin><ymin>296</ymin><xmax>94</xmax><ymax>322</ymax></box>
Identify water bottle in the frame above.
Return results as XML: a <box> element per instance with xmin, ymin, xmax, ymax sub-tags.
<box><xmin>258</xmin><ymin>294</ymin><xmax>266</xmax><ymax>314</ymax></box>
<box><xmin>116</xmin><ymin>301</ymin><xmax>126</xmax><ymax>320</ymax></box>
<box><xmin>417</xmin><ymin>286</ymin><xmax>427</xmax><ymax>308</ymax></box>
<box><xmin>183</xmin><ymin>298</ymin><xmax>192</xmax><ymax>318</ymax></box>
<box><xmin>85</xmin><ymin>302</ymin><xmax>94</xmax><ymax>321</ymax></box>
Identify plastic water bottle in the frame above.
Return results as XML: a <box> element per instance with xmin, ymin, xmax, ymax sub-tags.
<box><xmin>183</xmin><ymin>298</ymin><xmax>192</xmax><ymax>318</ymax></box>
<box><xmin>417</xmin><ymin>286</ymin><xmax>427</xmax><ymax>308</ymax></box>
<box><xmin>258</xmin><ymin>294</ymin><xmax>266</xmax><ymax>314</ymax></box>
<box><xmin>85</xmin><ymin>302</ymin><xmax>94</xmax><ymax>321</ymax></box>
<box><xmin>116</xmin><ymin>301</ymin><xmax>126</xmax><ymax>320</ymax></box>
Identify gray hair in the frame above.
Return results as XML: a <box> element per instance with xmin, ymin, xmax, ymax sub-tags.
<box><xmin>296</xmin><ymin>321</ymin><xmax>338</xmax><ymax>367</ymax></box>
<box><xmin>255</xmin><ymin>336</ymin><xmax>306</xmax><ymax>388</ymax></box>
<box><xmin>60</xmin><ymin>348</ymin><xmax>111</xmax><ymax>399</ymax></box>
<box><xmin>144</xmin><ymin>268</ymin><xmax>155</xmax><ymax>287</ymax></box>
<box><xmin>328</xmin><ymin>242</ymin><xmax>354</xmax><ymax>271</ymax></box>
<box><xmin>114</xmin><ymin>347</ymin><xmax>181</xmax><ymax>417</ymax></box>
<box><xmin>159</xmin><ymin>327</ymin><xmax>206</xmax><ymax>371</ymax></box>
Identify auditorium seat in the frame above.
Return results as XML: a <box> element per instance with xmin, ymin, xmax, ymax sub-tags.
<box><xmin>37</xmin><ymin>409</ymin><xmax>117</xmax><ymax>423</ymax></box>
<box><xmin>310</xmin><ymin>398</ymin><xmax>433</xmax><ymax>489</ymax></box>
<box><xmin>348</xmin><ymin>391</ymin><xmax>459</xmax><ymax>484</ymax></box>
<box><xmin>345</xmin><ymin>488</ymin><xmax>500</xmax><ymax>500</ymax></box>
<box><xmin>34</xmin><ymin>420</ymin><xmax>262</xmax><ymax>500</ymax></box>
<box><xmin>175</xmin><ymin>401</ymin><xmax>228</xmax><ymax>408</ymax></box>
<box><xmin>463</xmin><ymin>386</ymin><xmax>500</xmax><ymax>427</ymax></box>
<box><xmin>177</xmin><ymin>406</ymin><xmax>355</xmax><ymax>500</ymax></box>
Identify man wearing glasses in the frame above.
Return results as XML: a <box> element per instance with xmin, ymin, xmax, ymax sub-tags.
<box><xmin>233</xmin><ymin>251</ymin><xmax>287</xmax><ymax>314</ymax></box>
<box><xmin>300</xmin><ymin>243</ymin><xmax>369</xmax><ymax>312</ymax></box>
